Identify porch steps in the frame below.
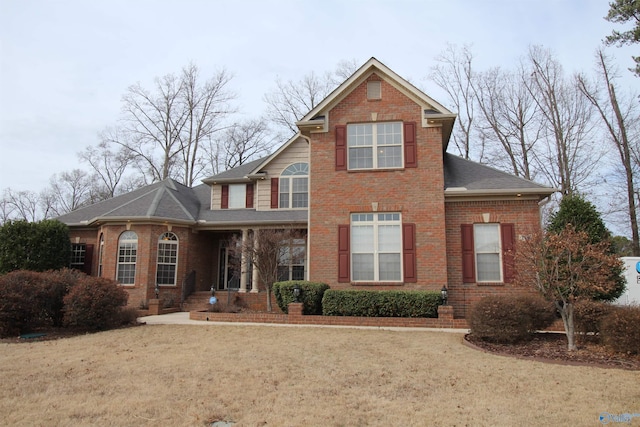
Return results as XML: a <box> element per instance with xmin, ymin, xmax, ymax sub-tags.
<box><xmin>181</xmin><ymin>291</ymin><xmax>214</xmax><ymax>311</ymax></box>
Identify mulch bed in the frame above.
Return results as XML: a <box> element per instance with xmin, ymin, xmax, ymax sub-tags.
<box><xmin>465</xmin><ymin>333</ymin><xmax>640</xmax><ymax>370</ymax></box>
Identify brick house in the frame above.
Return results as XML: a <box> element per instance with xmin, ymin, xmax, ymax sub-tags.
<box><xmin>57</xmin><ymin>58</ymin><xmax>554</xmax><ymax>317</ymax></box>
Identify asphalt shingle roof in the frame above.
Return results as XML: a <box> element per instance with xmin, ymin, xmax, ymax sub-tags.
<box><xmin>57</xmin><ymin>154</ymin><xmax>553</xmax><ymax>227</ymax></box>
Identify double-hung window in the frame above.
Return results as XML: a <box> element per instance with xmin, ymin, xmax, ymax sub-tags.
<box><xmin>474</xmin><ymin>224</ymin><xmax>502</xmax><ymax>282</ymax></box>
<box><xmin>279</xmin><ymin>163</ymin><xmax>308</xmax><ymax>208</ymax></box>
<box><xmin>348</xmin><ymin>122</ymin><xmax>402</xmax><ymax>170</ymax></box>
<box><xmin>351</xmin><ymin>213</ymin><xmax>402</xmax><ymax>282</ymax></box>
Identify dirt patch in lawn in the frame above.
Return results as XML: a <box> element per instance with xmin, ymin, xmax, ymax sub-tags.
<box><xmin>465</xmin><ymin>333</ymin><xmax>640</xmax><ymax>370</ymax></box>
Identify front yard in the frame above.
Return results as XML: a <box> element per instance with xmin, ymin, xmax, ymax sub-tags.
<box><xmin>1</xmin><ymin>324</ymin><xmax>638</xmax><ymax>426</ymax></box>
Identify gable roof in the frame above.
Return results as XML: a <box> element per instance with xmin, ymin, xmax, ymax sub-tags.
<box><xmin>443</xmin><ymin>153</ymin><xmax>555</xmax><ymax>198</ymax></box>
<box><xmin>296</xmin><ymin>57</ymin><xmax>457</xmax><ymax>146</ymax></box>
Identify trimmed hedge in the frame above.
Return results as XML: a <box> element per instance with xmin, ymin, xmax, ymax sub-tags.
<box><xmin>273</xmin><ymin>281</ymin><xmax>329</xmax><ymax>314</ymax></box>
<box><xmin>600</xmin><ymin>306</ymin><xmax>640</xmax><ymax>355</ymax></box>
<box><xmin>321</xmin><ymin>289</ymin><xmax>442</xmax><ymax>318</ymax></box>
<box><xmin>468</xmin><ymin>295</ymin><xmax>557</xmax><ymax>343</ymax></box>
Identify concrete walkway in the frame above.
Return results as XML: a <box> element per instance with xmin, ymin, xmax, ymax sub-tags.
<box><xmin>138</xmin><ymin>312</ymin><xmax>469</xmax><ymax>333</ymax></box>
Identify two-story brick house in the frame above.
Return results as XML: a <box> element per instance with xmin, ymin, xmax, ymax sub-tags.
<box><xmin>57</xmin><ymin>58</ymin><xmax>554</xmax><ymax>317</ymax></box>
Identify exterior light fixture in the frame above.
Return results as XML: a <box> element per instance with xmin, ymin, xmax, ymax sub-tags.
<box><xmin>441</xmin><ymin>285</ymin><xmax>448</xmax><ymax>305</ymax></box>
<box><xmin>293</xmin><ymin>285</ymin><xmax>301</xmax><ymax>303</ymax></box>
<box><xmin>155</xmin><ymin>284</ymin><xmax>160</xmax><ymax>299</ymax></box>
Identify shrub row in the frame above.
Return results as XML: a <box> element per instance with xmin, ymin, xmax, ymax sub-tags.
<box><xmin>468</xmin><ymin>295</ymin><xmax>556</xmax><ymax>343</ymax></box>
<box><xmin>322</xmin><ymin>289</ymin><xmax>442</xmax><ymax>318</ymax></box>
<box><xmin>469</xmin><ymin>295</ymin><xmax>640</xmax><ymax>354</ymax></box>
<box><xmin>273</xmin><ymin>281</ymin><xmax>330</xmax><ymax>314</ymax></box>
<box><xmin>0</xmin><ymin>269</ymin><xmax>130</xmax><ymax>337</ymax></box>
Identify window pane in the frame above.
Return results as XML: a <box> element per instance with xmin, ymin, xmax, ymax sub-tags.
<box><xmin>379</xmin><ymin>253</ymin><xmax>401</xmax><ymax>281</ymax></box>
<box><xmin>292</xmin><ymin>266</ymin><xmax>305</xmax><ymax>280</ymax></box>
<box><xmin>348</xmin><ymin>147</ymin><xmax>373</xmax><ymax>169</ymax></box>
<box><xmin>477</xmin><ymin>254</ymin><xmax>501</xmax><ymax>281</ymax></box>
<box><xmin>377</xmin><ymin>146</ymin><xmax>402</xmax><ymax>168</ymax></box>
<box><xmin>347</xmin><ymin>124</ymin><xmax>373</xmax><ymax>147</ymax></box>
<box><xmin>475</xmin><ymin>224</ymin><xmax>500</xmax><ymax>252</ymax></box>
<box><xmin>378</xmin><ymin>225</ymin><xmax>401</xmax><ymax>251</ymax></box>
<box><xmin>352</xmin><ymin>225</ymin><xmax>374</xmax><ymax>252</ymax></box>
<box><xmin>352</xmin><ymin>254</ymin><xmax>374</xmax><ymax>281</ymax></box>
<box><xmin>228</xmin><ymin>184</ymin><xmax>246</xmax><ymax>209</ymax></box>
<box><xmin>156</xmin><ymin>265</ymin><xmax>176</xmax><ymax>285</ymax></box>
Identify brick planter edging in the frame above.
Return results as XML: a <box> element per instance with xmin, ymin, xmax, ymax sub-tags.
<box><xmin>189</xmin><ymin>309</ymin><xmax>468</xmax><ymax>329</ymax></box>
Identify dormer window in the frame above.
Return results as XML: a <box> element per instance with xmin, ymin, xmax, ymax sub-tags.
<box><xmin>279</xmin><ymin>163</ymin><xmax>308</xmax><ymax>209</ymax></box>
<box><xmin>221</xmin><ymin>183</ymin><xmax>254</xmax><ymax>209</ymax></box>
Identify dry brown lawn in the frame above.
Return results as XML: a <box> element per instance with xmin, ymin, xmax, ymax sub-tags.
<box><xmin>1</xmin><ymin>324</ymin><xmax>639</xmax><ymax>426</ymax></box>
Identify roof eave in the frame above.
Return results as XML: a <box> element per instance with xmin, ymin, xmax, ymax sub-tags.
<box><xmin>444</xmin><ymin>187</ymin><xmax>557</xmax><ymax>200</ymax></box>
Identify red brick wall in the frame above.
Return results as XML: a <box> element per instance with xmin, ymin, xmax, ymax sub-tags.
<box><xmin>445</xmin><ymin>199</ymin><xmax>544</xmax><ymax>317</ymax></box>
<box><xmin>308</xmin><ymin>74</ymin><xmax>448</xmax><ymax>292</ymax></box>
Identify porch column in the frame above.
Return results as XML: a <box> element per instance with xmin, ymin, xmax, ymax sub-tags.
<box><xmin>251</xmin><ymin>229</ymin><xmax>260</xmax><ymax>293</ymax></box>
<box><xmin>239</xmin><ymin>228</ymin><xmax>249</xmax><ymax>293</ymax></box>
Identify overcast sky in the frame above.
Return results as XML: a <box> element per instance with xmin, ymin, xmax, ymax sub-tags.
<box><xmin>1</xmin><ymin>0</ymin><xmax>638</xmax><ymax>193</ymax></box>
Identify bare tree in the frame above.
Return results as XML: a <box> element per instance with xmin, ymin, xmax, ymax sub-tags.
<box><xmin>46</xmin><ymin>169</ymin><xmax>93</xmax><ymax>216</ymax></box>
<box><xmin>429</xmin><ymin>44</ymin><xmax>480</xmax><ymax>160</ymax></box>
<box><xmin>264</xmin><ymin>60</ymin><xmax>360</xmax><ymax>138</ymax></box>
<box><xmin>229</xmin><ymin>228</ymin><xmax>304</xmax><ymax>312</ymax></box>
<box><xmin>526</xmin><ymin>46</ymin><xmax>600</xmax><ymax>196</ymax></box>
<box><xmin>473</xmin><ymin>65</ymin><xmax>542</xmax><ymax>180</ymax></box>
<box><xmin>116</xmin><ymin>63</ymin><xmax>235</xmax><ymax>186</ymax></box>
<box><xmin>179</xmin><ymin>64</ymin><xmax>236</xmax><ymax>186</ymax></box>
<box><xmin>2</xmin><ymin>188</ymin><xmax>41</xmax><ymax>222</ymax></box>
<box><xmin>218</xmin><ymin>119</ymin><xmax>277</xmax><ymax>170</ymax></box>
<box><xmin>79</xmin><ymin>130</ymin><xmax>135</xmax><ymax>199</ymax></box>
<box><xmin>578</xmin><ymin>49</ymin><xmax>640</xmax><ymax>255</ymax></box>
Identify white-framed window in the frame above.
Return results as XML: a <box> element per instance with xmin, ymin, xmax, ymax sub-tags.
<box><xmin>277</xmin><ymin>237</ymin><xmax>306</xmax><ymax>281</ymax></box>
<box><xmin>279</xmin><ymin>163</ymin><xmax>309</xmax><ymax>209</ymax></box>
<box><xmin>98</xmin><ymin>233</ymin><xmax>104</xmax><ymax>277</ymax></box>
<box><xmin>351</xmin><ymin>213</ymin><xmax>402</xmax><ymax>282</ymax></box>
<box><xmin>348</xmin><ymin>122</ymin><xmax>403</xmax><ymax>170</ymax></box>
<box><xmin>228</xmin><ymin>184</ymin><xmax>246</xmax><ymax>209</ymax></box>
<box><xmin>70</xmin><ymin>243</ymin><xmax>86</xmax><ymax>270</ymax></box>
<box><xmin>156</xmin><ymin>232</ymin><xmax>178</xmax><ymax>286</ymax></box>
<box><xmin>474</xmin><ymin>224</ymin><xmax>502</xmax><ymax>282</ymax></box>
<box><xmin>116</xmin><ymin>231</ymin><xmax>137</xmax><ymax>285</ymax></box>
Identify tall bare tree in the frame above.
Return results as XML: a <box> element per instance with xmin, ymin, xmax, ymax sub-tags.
<box><xmin>429</xmin><ymin>44</ymin><xmax>480</xmax><ymax>160</ymax></box>
<box><xmin>526</xmin><ymin>46</ymin><xmax>600</xmax><ymax>196</ymax></box>
<box><xmin>473</xmin><ymin>65</ymin><xmax>542</xmax><ymax>180</ymax></box>
<box><xmin>79</xmin><ymin>131</ymin><xmax>136</xmax><ymax>199</ymax></box>
<box><xmin>578</xmin><ymin>49</ymin><xmax>640</xmax><ymax>255</ymax></box>
<box><xmin>116</xmin><ymin>63</ymin><xmax>235</xmax><ymax>186</ymax></box>
<box><xmin>264</xmin><ymin>60</ymin><xmax>360</xmax><ymax>138</ymax></box>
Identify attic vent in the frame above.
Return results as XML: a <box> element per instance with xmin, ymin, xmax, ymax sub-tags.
<box><xmin>367</xmin><ymin>81</ymin><xmax>381</xmax><ymax>100</ymax></box>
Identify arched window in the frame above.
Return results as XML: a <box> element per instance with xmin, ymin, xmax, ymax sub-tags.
<box><xmin>157</xmin><ymin>232</ymin><xmax>178</xmax><ymax>286</ymax></box>
<box><xmin>279</xmin><ymin>162</ymin><xmax>308</xmax><ymax>208</ymax></box>
<box><xmin>116</xmin><ymin>231</ymin><xmax>138</xmax><ymax>285</ymax></box>
<box><xmin>98</xmin><ymin>233</ymin><xmax>104</xmax><ymax>277</ymax></box>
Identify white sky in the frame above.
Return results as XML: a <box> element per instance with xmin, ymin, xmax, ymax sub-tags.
<box><xmin>1</xmin><ymin>0</ymin><xmax>638</xmax><ymax>193</ymax></box>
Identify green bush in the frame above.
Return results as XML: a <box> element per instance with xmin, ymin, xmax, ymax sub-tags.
<box><xmin>468</xmin><ymin>295</ymin><xmax>557</xmax><ymax>343</ymax></box>
<box><xmin>274</xmin><ymin>281</ymin><xmax>329</xmax><ymax>314</ymax></box>
<box><xmin>0</xmin><ymin>220</ymin><xmax>71</xmax><ymax>274</ymax></box>
<box><xmin>321</xmin><ymin>289</ymin><xmax>442</xmax><ymax>318</ymax></box>
<box><xmin>573</xmin><ymin>299</ymin><xmax>613</xmax><ymax>342</ymax></box>
<box><xmin>600</xmin><ymin>306</ymin><xmax>640</xmax><ymax>355</ymax></box>
<box><xmin>63</xmin><ymin>277</ymin><xmax>129</xmax><ymax>331</ymax></box>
